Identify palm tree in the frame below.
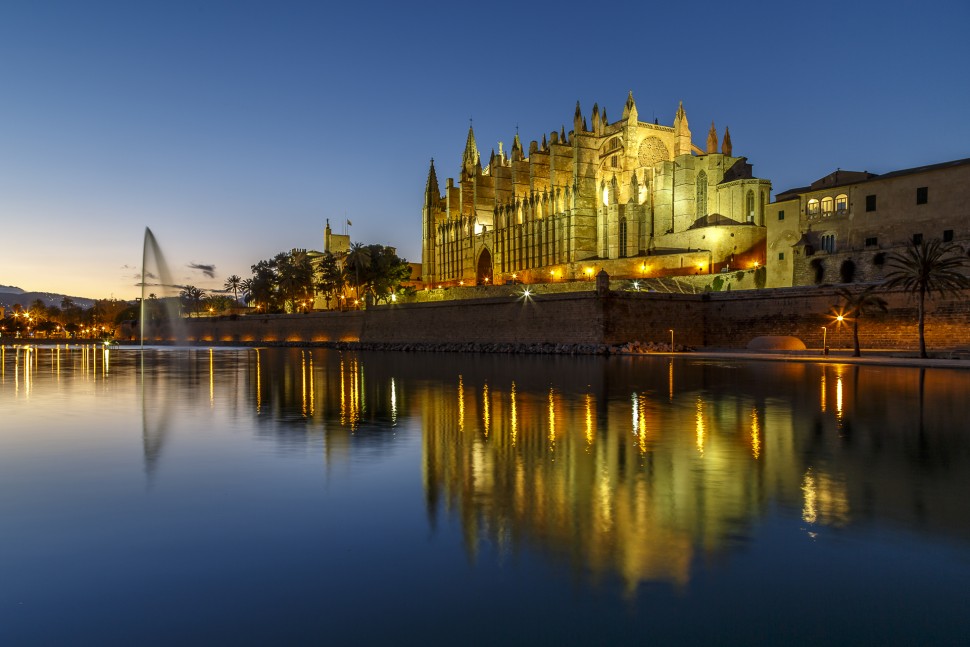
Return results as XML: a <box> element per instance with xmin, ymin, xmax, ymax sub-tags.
<box><xmin>317</xmin><ymin>252</ymin><xmax>345</xmax><ymax>310</ymax></box>
<box><xmin>345</xmin><ymin>242</ymin><xmax>372</xmax><ymax>300</ymax></box>
<box><xmin>883</xmin><ymin>239</ymin><xmax>970</xmax><ymax>358</ymax></box>
<box><xmin>179</xmin><ymin>286</ymin><xmax>207</xmax><ymax>317</ymax></box>
<box><xmin>223</xmin><ymin>275</ymin><xmax>242</xmax><ymax>304</ymax></box>
<box><xmin>835</xmin><ymin>285</ymin><xmax>888</xmax><ymax>357</ymax></box>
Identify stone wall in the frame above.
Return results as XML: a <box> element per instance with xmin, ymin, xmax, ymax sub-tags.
<box><xmin>177</xmin><ymin>286</ymin><xmax>970</xmax><ymax>353</ymax></box>
<box><xmin>703</xmin><ymin>286</ymin><xmax>970</xmax><ymax>351</ymax></box>
<box><xmin>181</xmin><ymin>311</ymin><xmax>364</xmax><ymax>344</ymax></box>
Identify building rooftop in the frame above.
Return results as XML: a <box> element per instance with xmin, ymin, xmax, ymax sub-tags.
<box><xmin>775</xmin><ymin>156</ymin><xmax>970</xmax><ymax>201</ymax></box>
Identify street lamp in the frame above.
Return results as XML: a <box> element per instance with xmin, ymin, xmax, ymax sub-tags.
<box><xmin>821</xmin><ymin>326</ymin><xmax>827</xmax><ymax>355</ymax></box>
<box><xmin>669</xmin><ymin>329</ymin><xmax>675</xmax><ymax>352</ymax></box>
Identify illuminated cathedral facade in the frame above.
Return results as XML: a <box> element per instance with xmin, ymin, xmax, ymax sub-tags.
<box><xmin>422</xmin><ymin>93</ymin><xmax>771</xmax><ymax>287</ymax></box>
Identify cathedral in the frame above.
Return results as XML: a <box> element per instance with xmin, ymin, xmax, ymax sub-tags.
<box><xmin>422</xmin><ymin>93</ymin><xmax>771</xmax><ymax>288</ymax></box>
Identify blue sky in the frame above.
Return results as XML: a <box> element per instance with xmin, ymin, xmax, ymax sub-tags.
<box><xmin>2</xmin><ymin>0</ymin><xmax>968</xmax><ymax>299</ymax></box>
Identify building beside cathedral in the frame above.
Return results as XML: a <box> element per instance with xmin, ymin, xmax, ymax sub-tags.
<box><xmin>765</xmin><ymin>157</ymin><xmax>970</xmax><ymax>288</ymax></box>
<box><xmin>421</xmin><ymin>93</ymin><xmax>771</xmax><ymax>288</ymax></box>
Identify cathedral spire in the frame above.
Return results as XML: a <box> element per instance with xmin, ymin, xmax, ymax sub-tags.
<box><xmin>574</xmin><ymin>101</ymin><xmax>583</xmax><ymax>133</ymax></box>
<box><xmin>623</xmin><ymin>90</ymin><xmax>638</xmax><ymax>123</ymax></box>
<box><xmin>673</xmin><ymin>101</ymin><xmax>691</xmax><ymax>156</ymax></box>
<box><xmin>706</xmin><ymin>121</ymin><xmax>718</xmax><ymax>154</ymax></box>
<box><xmin>511</xmin><ymin>131</ymin><xmax>523</xmax><ymax>162</ymax></box>
<box><xmin>592</xmin><ymin>103</ymin><xmax>601</xmax><ymax>134</ymax></box>
<box><xmin>461</xmin><ymin>124</ymin><xmax>480</xmax><ymax>179</ymax></box>
<box><xmin>675</xmin><ymin>101</ymin><xmax>687</xmax><ymax>126</ymax></box>
<box><xmin>722</xmin><ymin>126</ymin><xmax>733</xmax><ymax>156</ymax></box>
<box><xmin>425</xmin><ymin>158</ymin><xmax>440</xmax><ymax>205</ymax></box>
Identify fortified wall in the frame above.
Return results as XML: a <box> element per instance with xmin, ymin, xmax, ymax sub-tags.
<box><xmin>178</xmin><ymin>287</ymin><xmax>970</xmax><ymax>353</ymax></box>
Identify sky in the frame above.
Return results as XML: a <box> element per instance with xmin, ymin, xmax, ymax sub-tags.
<box><xmin>2</xmin><ymin>0</ymin><xmax>969</xmax><ymax>300</ymax></box>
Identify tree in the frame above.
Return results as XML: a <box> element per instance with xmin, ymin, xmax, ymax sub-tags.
<box><xmin>345</xmin><ymin>242</ymin><xmax>372</xmax><ymax>300</ymax></box>
<box><xmin>223</xmin><ymin>275</ymin><xmax>243</xmax><ymax>304</ymax></box>
<box><xmin>205</xmin><ymin>294</ymin><xmax>235</xmax><ymax>314</ymax></box>
<box><xmin>179</xmin><ymin>286</ymin><xmax>207</xmax><ymax>316</ymax></box>
<box><xmin>28</xmin><ymin>299</ymin><xmax>48</xmax><ymax>322</ymax></box>
<box><xmin>365</xmin><ymin>245</ymin><xmax>412</xmax><ymax>304</ymax></box>
<box><xmin>317</xmin><ymin>252</ymin><xmax>345</xmax><ymax>310</ymax></box>
<box><xmin>835</xmin><ymin>285</ymin><xmax>888</xmax><ymax>357</ymax></box>
<box><xmin>883</xmin><ymin>239</ymin><xmax>970</xmax><ymax>358</ymax></box>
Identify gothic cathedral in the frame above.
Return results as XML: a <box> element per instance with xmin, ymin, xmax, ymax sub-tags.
<box><xmin>422</xmin><ymin>93</ymin><xmax>771</xmax><ymax>287</ymax></box>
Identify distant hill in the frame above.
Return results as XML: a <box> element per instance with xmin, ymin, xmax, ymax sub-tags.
<box><xmin>0</xmin><ymin>288</ymin><xmax>96</xmax><ymax>310</ymax></box>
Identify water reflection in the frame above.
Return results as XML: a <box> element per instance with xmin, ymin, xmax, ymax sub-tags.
<box><xmin>5</xmin><ymin>347</ymin><xmax>970</xmax><ymax>596</ymax></box>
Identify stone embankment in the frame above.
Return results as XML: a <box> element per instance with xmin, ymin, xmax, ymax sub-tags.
<box><xmin>132</xmin><ymin>283</ymin><xmax>970</xmax><ymax>357</ymax></box>
<box><xmin>120</xmin><ymin>339</ymin><xmax>685</xmax><ymax>355</ymax></box>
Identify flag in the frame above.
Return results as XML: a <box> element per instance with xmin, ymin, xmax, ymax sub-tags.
<box><xmin>346</xmin><ymin>219</ymin><xmax>352</xmax><ymax>226</ymax></box>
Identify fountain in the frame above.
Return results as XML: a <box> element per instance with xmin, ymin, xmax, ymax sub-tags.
<box><xmin>140</xmin><ymin>227</ymin><xmax>188</xmax><ymax>346</ymax></box>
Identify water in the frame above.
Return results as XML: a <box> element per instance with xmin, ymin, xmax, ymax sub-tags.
<box><xmin>2</xmin><ymin>346</ymin><xmax>970</xmax><ymax>645</ymax></box>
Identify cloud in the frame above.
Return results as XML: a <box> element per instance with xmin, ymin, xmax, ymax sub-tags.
<box><xmin>188</xmin><ymin>262</ymin><xmax>216</xmax><ymax>279</ymax></box>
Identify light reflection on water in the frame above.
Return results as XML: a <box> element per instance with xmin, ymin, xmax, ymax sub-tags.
<box><xmin>2</xmin><ymin>346</ymin><xmax>970</xmax><ymax>644</ymax></box>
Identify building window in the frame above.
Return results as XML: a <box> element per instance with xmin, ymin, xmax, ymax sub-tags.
<box><xmin>618</xmin><ymin>217</ymin><xmax>628</xmax><ymax>258</ymax></box>
<box><xmin>835</xmin><ymin>194</ymin><xmax>848</xmax><ymax>212</ymax></box>
<box><xmin>746</xmin><ymin>190</ymin><xmax>755</xmax><ymax>221</ymax></box>
<box><xmin>821</xmin><ymin>196</ymin><xmax>834</xmax><ymax>214</ymax></box>
<box><xmin>865</xmin><ymin>194</ymin><xmax>876</xmax><ymax>212</ymax></box>
<box><xmin>865</xmin><ymin>237</ymin><xmax>878</xmax><ymax>247</ymax></box>
<box><xmin>778</xmin><ymin>252</ymin><xmax>785</xmax><ymax>261</ymax></box>
<box><xmin>696</xmin><ymin>171</ymin><xmax>708</xmax><ymax>218</ymax></box>
<box><xmin>912</xmin><ymin>233</ymin><xmax>923</xmax><ymax>245</ymax></box>
<box><xmin>778</xmin><ymin>210</ymin><xmax>785</xmax><ymax>221</ymax></box>
<box><xmin>916</xmin><ymin>187</ymin><xmax>928</xmax><ymax>205</ymax></box>
<box><xmin>943</xmin><ymin>229</ymin><xmax>954</xmax><ymax>242</ymax></box>
<box><xmin>807</xmin><ymin>198</ymin><xmax>820</xmax><ymax>215</ymax></box>
<box><xmin>820</xmin><ymin>233</ymin><xmax>836</xmax><ymax>253</ymax></box>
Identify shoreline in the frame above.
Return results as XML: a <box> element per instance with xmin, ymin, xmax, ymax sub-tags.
<box><xmin>5</xmin><ymin>338</ymin><xmax>970</xmax><ymax>369</ymax></box>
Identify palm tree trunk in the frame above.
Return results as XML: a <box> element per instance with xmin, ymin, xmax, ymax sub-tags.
<box><xmin>852</xmin><ymin>319</ymin><xmax>861</xmax><ymax>357</ymax></box>
<box><xmin>918</xmin><ymin>286</ymin><xmax>927</xmax><ymax>358</ymax></box>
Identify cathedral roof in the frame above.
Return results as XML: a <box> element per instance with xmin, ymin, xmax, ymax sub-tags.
<box><xmin>688</xmin><ymin>213</ymin><xmax>744</xmax><ymax>229</ymax></box>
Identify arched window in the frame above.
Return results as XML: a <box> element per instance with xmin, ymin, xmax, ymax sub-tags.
<box><xmin>696</xmin><ymin>171</ymin><xmax>708</xmax><ymax>218</ymax></box>
<box><xmin>746</xmin><ymin>190</ymin><xmax>755</xmax><ymax>221</ymax></box>
<box><xmin>835</xmin><ymin>194</ymin><xmax>848</xmax><ymax>212</ymax></box>
<box><xmin>618</xmin><ymin>217</ymin><xmax>628</xmax><ymax>258</ymax></box>
<box><xmin>807</xmin><ymin>198</ymin><xmax>820</xmax><ymax>216</ymax></box>
<box><xmin>821</xmin><ymin>233</ymin><xmax>836</xmax><ymax>253</ymax></box>
<box><xmin>821</xmin><ymin>197</ymin><xmax>834</xmax><ymax>214</ymax></box>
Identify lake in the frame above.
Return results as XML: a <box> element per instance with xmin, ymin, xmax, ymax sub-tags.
<box><xmin>2</xmin><ymin>345</ymin><xmax>969</xmax><ymax>645</ymax></box>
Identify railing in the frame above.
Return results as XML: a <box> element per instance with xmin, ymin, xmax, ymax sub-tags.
<box><xmin>806</xmin><ymin>208</ymin><xmax>849</xmax><ymax>220</ymax></box>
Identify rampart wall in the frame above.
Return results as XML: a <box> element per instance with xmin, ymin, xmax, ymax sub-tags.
<box><xmin>178</xmin><ymin>286</ymin><xmax>970</xmax><ymax>353</ymax></box>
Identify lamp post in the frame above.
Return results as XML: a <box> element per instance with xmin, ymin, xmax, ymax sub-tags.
<box><xmin>669</xmin><ymin>329</ymin><xmax>675</xmax><ymax>352</ymax></box>
<box><xmin>835</xmin><ymin>314</ymin><xmax>844</xmax><ymax>349</ymax></box>
<box><xmin>821</xmin><ymin>326</ymin><xmax>828</xmax><ymax>355</ymax></box>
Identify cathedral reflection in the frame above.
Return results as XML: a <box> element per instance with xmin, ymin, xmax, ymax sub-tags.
<box><xmin>6</xmin><ymin>347</ymin><xmax>970</xmax><ymax>592</ymax></box>
<box><xmin>413</xmin><ymin>357</ymin><xmax>970</xmax><ymax>593</ymax></box>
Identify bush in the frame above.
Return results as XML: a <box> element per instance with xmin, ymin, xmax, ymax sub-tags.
<box><xmin>754</xmin><ymin>266</ymin><xmax>767</xmax><ymax>289</ymax></box>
